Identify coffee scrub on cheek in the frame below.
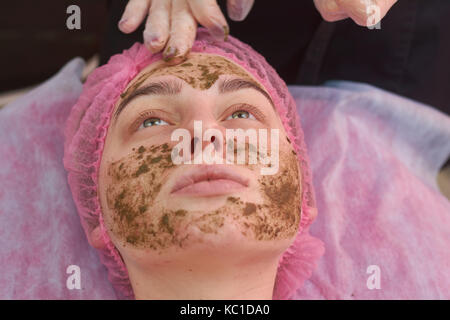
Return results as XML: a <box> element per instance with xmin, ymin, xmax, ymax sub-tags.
<box><xmin>101</xmin><ymin>136</ymin><xmax>302</xmax><ymax>255</ymax></box>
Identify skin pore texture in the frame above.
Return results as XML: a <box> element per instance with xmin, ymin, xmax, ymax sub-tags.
<box><xmin>97</xmin><ymin>53</ymin><xmax>302</xmax><ymax>300</ymax></box>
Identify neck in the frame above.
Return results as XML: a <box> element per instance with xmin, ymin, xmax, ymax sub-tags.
<box><xmin>126</xmin><ymin>254</ymin><xmax>281</xmax><ymax>300</ymax></box>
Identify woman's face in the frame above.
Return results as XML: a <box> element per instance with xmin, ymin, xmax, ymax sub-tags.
<box><xmin>98</xmin><ymin>53</ymin><xmax>302</xmax><ymax>264</ymax></box>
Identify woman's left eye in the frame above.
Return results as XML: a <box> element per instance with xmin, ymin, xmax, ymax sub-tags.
<box><xmin>139</xmin><ymin>117</ymin><xmax>169</xmax><ymax>129</ymax></box>
<box><xmin>225</xmin><ymin>110</ymin><xmax>256</xmax><ymax>120</ymax></box>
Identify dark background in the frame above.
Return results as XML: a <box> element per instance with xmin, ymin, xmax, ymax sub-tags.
<box><xmin>0</xmin><ymin>0</ymin><xmax>108</xmax><ymax>92</ymax></box>
<box><xmin>1</xmin><ymin>0</ymin><xmax>449</xmax><ymax>116</ymax></box>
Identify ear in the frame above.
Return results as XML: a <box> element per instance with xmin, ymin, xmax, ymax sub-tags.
<box><xmin>88</xmin><ymin>226</ymin><xmax>107</xmax><ymax>250</ymax></box>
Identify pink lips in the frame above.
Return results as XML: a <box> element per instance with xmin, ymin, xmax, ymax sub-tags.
<box><xmin>170</xmin><ymin>165</ymin><xmax>249</xmax><ymax>197</ymax></box>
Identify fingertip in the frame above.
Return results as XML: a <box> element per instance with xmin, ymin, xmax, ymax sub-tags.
<box><xmin>188</xmin><ymin>0</ymin><xmax>228</xmax><ymax>40</ymax></box>
<box><xmin>227</xmin><ymin>0</ymin><xmax>254</xmax><ymax>21</ymax></box>
<box><xmin>144</xmin><ymin>32</ymin><xmax>165</xmax><ymax>53</ymax></box>
<box><xmin>119</xmin><ymin>0</ymin><xmax>151</xmax><ymax>33</ymax></box>
<box><xmin>118</xmin><ymin>18</ymin><xmax>137</xmax><ymax>34</ymax></box>
<box><xmin>224</xmin><ymin>25</ymin><xmax>230</xmax><ymax>41</ymax></box>
<box><xmin>146</xmin><ymin>44</ymin><xmax>163</xmax><ymax>54</ymax></box>
<box><xmin>164</xmin><ymin>55</ymin><xmax>189</xmax><ymax>66</ymax></box>
<box><xmin>118</xmin><ymin>18</ymin><xmax>128</xmax><ymax>32</ymax></box>
<box><xmin>162</xmin><ymin>46</ymin><xmax>190</xmax><ymax>65</ymax></box>
<box><xmin>148</xmin><ymin>42</ymin><xmax>166</xmax><ymax>54</ymax></box>
<box><xmin>207</xmin><ymin>22</ymin><xmax>230</xmax><ymax>41</ymax></box>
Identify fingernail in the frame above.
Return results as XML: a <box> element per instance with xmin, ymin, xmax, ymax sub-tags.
<box><xmin>144</xmin><ymin>32</ymin><xmax>161</xmax><ymax>47</ymax></box>
<box><xmin>223</xmin><ymin>26</ymin><xmax>229</xmax><ymax>41</ymax></box>
<box><xmin>118</xmin><ymin>18</ymin><xmax>128</xmax><ymax>28</ymax></box>
<box><xmin>228</xmin><ymin>0</ymin><xmax>253</xmax><ymax>21</ymax></box>
<box><xmin>164</xmin><ymin>48</ymin><xmax>190</xmax><ymax>65</ymax></box>
<box><xmin>209</xmin><ymin>22</ymin><xmax>228</xmax><ymax>41</ymax></box>
<box><xmin>163</xmin><ymin>46</ymin><xmax>178</xmax><ymax>61</ymax></box>
<box><xmin>150</xmin><ymin>36</ymin><xmax>161</xmax><ymax>46</ymax></box>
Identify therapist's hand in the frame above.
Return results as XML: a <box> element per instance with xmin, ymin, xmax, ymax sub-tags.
<box><xmin>118</xmin><ymin>0</ymin><xmax>254</xmax><ymax>64</ymax></box>
<box><xmin>314</xmin><ymin>0</ymin><xmax>398</xmax><ymax>27</ymax></box>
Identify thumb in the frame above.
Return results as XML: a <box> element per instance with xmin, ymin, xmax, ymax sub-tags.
<box><xmin>341</xmin><ymin>0</ymin><xmax>398</xmax><ymax>27</ymax></box>
<box><xmin>313</xmin><ymin>0</ymin><xmax>349</xmax><ymax>22</ymax></box>
<box><xmin>314</xmin><ymin>0</ymin><xmax>398</xmax><ymax>26</ymax></box>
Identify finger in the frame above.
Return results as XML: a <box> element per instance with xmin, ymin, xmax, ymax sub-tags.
<box><xmin>313</xmin><ymin>0</ymin><xmax>349</xmax><ymax>22</ymax></box>
<box><xmin>338</xmin><ymin>0</ymin><xmax>377</xmax><ymax>26</ymax></box>
<box><xmin>341</xmin><ymin>0</ymin><xmax>397</xmax><ymax>27</ymax></box>
<box><xmin>227</xmin><ymin>0</ymin><xmax>254</xmax><ymax>21</ymax></box>
<box><xmin>119</xmin><ymin>0</ymin><xmax>152</xmax><ymax>34</ymax></box>
<box><xmin>163</xmin><ymin>0</ymin><xmax>197</xmax><ymax>65</ymax></box>
<box><xmin>187</xmin><ymin>0</ymin><xmax>229</xmax><ymax>41</ymax></box>
<box><xmin>324</xmin><ymin>0</ymin><xmax>398</xmax><ymax>27</ymax></box>
<box><xmin>144</xmin><ymin>0</ymin><xmax>171</xmax><ymax>53</ymax></box>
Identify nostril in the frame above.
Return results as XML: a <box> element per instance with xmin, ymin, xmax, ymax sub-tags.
<box><xmin>213</xmin><ymin>136</ymin><xmax>222</xmax><ymax>152</ymax></box>
<box><xmin>191</xmin><ymin>137</ymin><xmax>199</xmax><ymax>154</ymax></box>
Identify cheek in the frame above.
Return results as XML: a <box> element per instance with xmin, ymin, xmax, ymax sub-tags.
<box><xmin>100</xmin><ymin>143</ymin><xmax>177</xmax><ymax>248</ymax></box>
<box><xmin>126</xmin><ymin>125</ymin><xmax>175</xmax><ymax>146</ymax></box>
<box><xmin>254</xmin><ymin>139</ymin><xmax>302</xmax><ymax>238</ymax></box>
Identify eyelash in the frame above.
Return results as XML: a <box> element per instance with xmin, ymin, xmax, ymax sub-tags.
<box><xmin>222</xmin><ymin>104</ymin><xmax>266</xmax><ymax>122</ymax></box>
<box><xmin>131</xmin><ymin>110</ymin><xmax>170</xmax><ymax>131</ymax></box>
<box><xmin>131</xmin><ymin>104</ymin><xmax>265</xmax><ymax>132</ymax></box>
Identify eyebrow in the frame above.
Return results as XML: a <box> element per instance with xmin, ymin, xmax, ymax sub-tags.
<box><xmin>113</xmin><ymin>77</ymin><xmax>274</xmax><ymax>122</ymax></box>
<box><xmin>218</xmin><ymin>78</ymin><xmax>274</xmax><ymax>107</ymax></box>
<box><xmin>114</xmin><ymin>80</ymin><xmax>182</xmax><ymax>120</ymax></box>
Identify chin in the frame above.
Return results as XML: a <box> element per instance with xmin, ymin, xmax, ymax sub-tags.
<box><xmin>117</xmin><ymin>216</ymin><xmax>295</xmax><ymax>268</ymax></box>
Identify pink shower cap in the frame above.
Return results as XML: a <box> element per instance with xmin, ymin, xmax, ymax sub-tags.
<box><xmin>63</xmin><ymin>28</ymin><xmax>325</xmax><ymax>300</ymax></box>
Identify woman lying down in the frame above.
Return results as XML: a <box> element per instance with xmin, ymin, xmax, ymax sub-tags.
<box><xmin>63</xmin><ymin>29</ymin><xmax>324</xmax><ymax>300</ymax></box>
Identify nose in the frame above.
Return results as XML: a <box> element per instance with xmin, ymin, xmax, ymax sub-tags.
<box><xmin>172</xmin><ymin>103</ymin><xmax>227</xmax><ymax>162</ymax></box>
<box><xmin>190</xmin><ymin>134</ymin><xmax>222</xmax><ymax>155</ymax></box>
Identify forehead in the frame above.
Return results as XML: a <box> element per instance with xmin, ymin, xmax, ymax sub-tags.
<box><xmin>120</xmin><ymin>53</ymin><xmax>259</xmax><ymax>100</ymax></box>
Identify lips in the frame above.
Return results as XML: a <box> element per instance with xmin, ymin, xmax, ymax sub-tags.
<box><xmin>170</xmin><ymin>165</ymin><xmax>250</xmax><ymax>196</ymax></box>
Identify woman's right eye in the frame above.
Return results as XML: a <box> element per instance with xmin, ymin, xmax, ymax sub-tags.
<box><xmin>139</xmin><ymin>117</ymin><xmax>169</xmax><ymax>129</ymax></box>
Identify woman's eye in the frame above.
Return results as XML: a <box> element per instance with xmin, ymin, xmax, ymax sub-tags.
<box><xmin>139</xmin><ymin>117</ymin><xmax>169</xmax><ymax>129</ymax></box>
<box><xmin>226</xmin><ymin>110</ymin><xmax>256</xmax><ymax>120</ymax></box>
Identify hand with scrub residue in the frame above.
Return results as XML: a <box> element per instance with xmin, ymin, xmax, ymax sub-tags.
<box><xmin>314</xmin><ymin>0</ymin><xmax>398</xmax><ymax>27</ymax></box>
<box><xmin>118</xmin><ymin>0</ymin><xmax>254</xmax><ymax>64</ymax></box>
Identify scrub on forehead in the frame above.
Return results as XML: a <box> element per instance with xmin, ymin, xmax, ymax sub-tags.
<box><xmin>120</xmin><ymin>54</ymin><xmax>263</xmax><ymax>100</ymax></box>
<box><xmin>99</xmin><ymin>53</ymin><xmax>303</xmax><ymax>254</ymax></box>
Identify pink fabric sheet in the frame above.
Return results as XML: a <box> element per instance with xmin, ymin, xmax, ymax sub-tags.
<box><xmin>291</xmin><ymin>82</ymin><xmax>450</xmax><ymax>299</ymax></box>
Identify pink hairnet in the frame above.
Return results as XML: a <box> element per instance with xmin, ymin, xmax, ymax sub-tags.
<box><xmin>63</xmin><ymin>28</ymin><xmax>324</xmax><ymax>300</ymax></box>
